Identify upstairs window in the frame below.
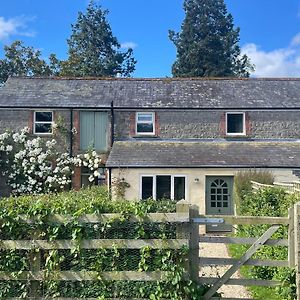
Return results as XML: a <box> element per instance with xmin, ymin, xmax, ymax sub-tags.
<box><xmin>136</xmin><ymin>112</ymin><xmax>155</xmax><ymax>135</ymax></box>
<box><xmin>226</xmin><ymin>112</ymin><xmax>245</xmax><ymax>135</ymax></box>
<box><xmin>34</xmin><ymin>111</ymin><xmax>53</xmax><ymax>134</ymax></box>
<box><xmin>80</xmin><ymin>111</ymin><xmax>108</xmax><ymax>151</ymax></box>
<box><xmin>141</xmin><ymin>175</ymin><xmax>186</xmax><ymax>200</ymax></box>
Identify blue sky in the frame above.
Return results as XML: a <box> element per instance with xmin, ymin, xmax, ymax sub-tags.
<box><xmin>0</xmin><ymin>0</ymin><xmax>300</xmax><ymax>77</ymax></box>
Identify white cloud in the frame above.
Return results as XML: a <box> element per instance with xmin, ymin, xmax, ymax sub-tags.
<box><xmin>242</xmin><ymin>34</ymin><xmax>300</xmax><ymax>77</ymax></box>
<box><xmin>0</xmin><ymin>16</ymin><xmax>35</xmax><ymax>41</ymax></box>
<box><xmin>120</xmin><ymin>42</ymin><xmax>137</xmax><ymax>49</ymax></box>
<box><xmin>291</xmin><ymin>33</ymin><xmax>300</xmax><ymax>46</ymax></box>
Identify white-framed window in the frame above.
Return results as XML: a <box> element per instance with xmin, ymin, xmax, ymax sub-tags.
<box><xmin>226</xmin><ymin>112</ymin><xmax>246</xmax><ymax>135</ymax></box>
<box><xmin>136</xmin><ymin>112</ymin><xmax>155</xmax><ymax>135</ymax></box>
<box><xmin>140</xmin><ymin>175</ymin><xmax>187</xmax><ymax>200</ymax></box>
<box><xmin>34</xmin><ymin>111</ymin><xmax>53</xmax><ymax>134</ymax></box>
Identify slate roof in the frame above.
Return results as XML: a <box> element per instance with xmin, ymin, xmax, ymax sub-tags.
<box><xmin>0</xmin><ymin>77</ymin><xmax>300</xmax><ymax>109</ymax></box>
<box><xmin>106</xmin><ymin>140</ymin><xmax>300</xmax><ymax>168</ymax></box>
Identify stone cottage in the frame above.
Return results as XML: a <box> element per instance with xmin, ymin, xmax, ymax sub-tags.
<box><xmin>0</xmin><ymin>77</ymin><xmax>299</xmax><ymax>230</ymax></box>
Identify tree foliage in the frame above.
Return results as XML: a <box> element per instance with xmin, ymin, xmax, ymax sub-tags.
<box><xmin>60</xmin><ymin>1</ymin><xmax>136</xmax><ymax>77</ymax></box>
<box><xmin>0</xmin><ymin>40</ymin><xmax>56</xmax><ymax>84</ymax></box>
<box><xmin>0</xmin><ymin>1</ymin><xmax>136</xmax><ymax>83</ymax></box>
<box><xmin>169</xmin><ymin>0</ymin><xmax>253</xmax><ymax>78</ymax></box>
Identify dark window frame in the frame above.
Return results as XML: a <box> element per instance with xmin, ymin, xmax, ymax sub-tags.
<box><xmin>81</xmin><ymin>166</ymin><xmax>106</xmax><ymax>188</ymax></box>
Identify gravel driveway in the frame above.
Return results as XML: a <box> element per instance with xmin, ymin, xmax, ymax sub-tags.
<box><xmin>200</xmin><ymin>234</ymin><xmax>252</xmax><ymax>299</ymax></box>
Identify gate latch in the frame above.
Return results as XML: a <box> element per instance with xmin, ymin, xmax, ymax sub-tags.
<box><xmin>191</xmin><ymin>218</ymin><xmax>224</xmax><ymax>224</ymax></box>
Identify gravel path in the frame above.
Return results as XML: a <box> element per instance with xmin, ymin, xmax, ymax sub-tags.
<box><xmin>200</xmin><ymin>234</ymin><xmax>252</xmax><ymax>299</ymax></box>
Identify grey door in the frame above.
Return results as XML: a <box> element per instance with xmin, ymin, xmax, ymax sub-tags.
<box><xmin>205</xmin><ymin>176</ymin><xmax>233</xmax><ymax>232</ymax></box>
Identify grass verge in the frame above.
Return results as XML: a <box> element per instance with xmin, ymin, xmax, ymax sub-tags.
<box><xmin>227</xmin><ymin>243</ymin><xmax>282</xmax><ymax>300</ymax></box>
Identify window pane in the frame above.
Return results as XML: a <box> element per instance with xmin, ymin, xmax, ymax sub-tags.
<box><xmin>227</xmin><ymin>114</ymin><xmax>244</xmax><ymax>133</ymax></box>
<box><xmin>174</xmin><ymin>177</ymin><xmax>185</xmax><ymax>200</ymax></box>
<box><xmin>35</xmin><ymin>123</ymin><xmax>52</xmax><ymax>133</ymax></box>
<box><xmin>142</xmin><ymin>177</ymin><xmax>153</xmax><ymax>199</ymax></box>
<box><xmin>36</xmin><ymin>112</ymin><xmax>52</xmax><ymax>122</ymax></box>
<box><xmin>138</xmin><ymin>113</ymin><xmax>153</xmax><ymax>122</ymax></box>
<box><xmin>156</xmin><ymin>176</ymin><xmax>171</xmax><ymax>199</ymax></box>
<box><xmin>137</xmin><ymin>123</ymin><xmax>153</xmax><ymax>133</ymax></box>
<box><xmin>81</xmin><ymin>175</ymin><xmax>93</xmax><ymax>187</ymax></box>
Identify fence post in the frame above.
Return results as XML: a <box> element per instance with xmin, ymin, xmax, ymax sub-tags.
<box><xmin>288</xmin><ymin>207</ymin><xmax>295</xmax><ymax>267</ymax></box>
<box><xmin>294</xmin><ymin>202</ymin><xmax>300</xmax><ymax>300</ymax></box>
<box><xmin>28</xmin><ymin>232</ymin><xmax>41</xmax><ymax>297</ymax></box>
<box><xmin>176</xmin><ymin>200</ymin><xmax>199</xmax><ymax>282</ymax></box>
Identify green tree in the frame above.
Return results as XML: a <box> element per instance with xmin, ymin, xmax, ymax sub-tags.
<box><xmin>60</xmin><ymin>1</ymin><xmax>136</xmax><ymax>77</ymax></box>
<box><xmin>0</xmin><ymin>40</ymin><xmax>54</xmax><ymax>84</ymax></box>
<box><xmin>169</xmin><ymin>0</ymin><xmax>253</xmax><ymax>78</ymax></box>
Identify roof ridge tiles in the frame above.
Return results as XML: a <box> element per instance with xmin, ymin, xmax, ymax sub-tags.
<box><xmin>9</xmin><ymin>76</ymin><xmax>300</xmax><ymax>82</ymax></box>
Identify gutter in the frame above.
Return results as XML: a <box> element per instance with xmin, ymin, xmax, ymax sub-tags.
<box><xmin>0</xmin><ymin>106</ymin><xmax>300</xmax><ymax>111</ymax></box>
<box><xmin>105</xmin><ymin>165</ymin><xmax>300</xmax><ymax>169</ymax></box>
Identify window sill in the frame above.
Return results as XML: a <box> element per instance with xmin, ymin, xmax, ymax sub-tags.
<box><xmin>224</xmin><ymin>135</ymin><xmax>251</xmax><ymax>141</ymax></box>
<box><xmin>78</xmin><ymin>150</ymin><xmax>109</xmax><ymax>154</ymax></box>
<box><xmin>133</xmin><ymin>135</ymin><xmax>159</xmax><ymax>138</ymax></box>
<box><xmin>33</xmin><ymin>133</ymin><xmax>53</xmax><ymax>136</ymax></box>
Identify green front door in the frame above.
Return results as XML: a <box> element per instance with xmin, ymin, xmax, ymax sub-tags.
<box><xmin>205</xmin><ymin>176</ymin><xmax>234</xmax><ymax>232</ymax></box>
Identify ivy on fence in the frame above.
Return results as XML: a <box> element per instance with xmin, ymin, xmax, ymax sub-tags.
<box><xmin>0</xmin><ymin>187</ymin><xmax>208</xmax><ymax>299</ymax></box>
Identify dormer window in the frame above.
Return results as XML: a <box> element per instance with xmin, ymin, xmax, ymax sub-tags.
<box><xmin>34</xmin><ymin>111</ymin><xmax>53</xmax><ymax>134</ymax></box>
<box><xmin>226</xmin><ymin>112</ymin><xmax>245</xmax><ymax>135</ymax></box>
<box><xmin>136</xmin><ymin>112</ymin><xmax>155</xmax><ymax>135</ymax></box>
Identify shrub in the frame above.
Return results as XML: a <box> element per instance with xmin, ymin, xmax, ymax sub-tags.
<box><xmin>234</xmin><ymin>169</ymin><xmax>274</xmax><ymax>206</ymax></box>
<box><xmin>0</xmin><ymin>128</ymin><xmax>103</xmax><ymax>195</ymax></box>
<box><xmin>235</xmin><ymin>187</ymin><xmax>299</xmax><ymax>299</ymax></box>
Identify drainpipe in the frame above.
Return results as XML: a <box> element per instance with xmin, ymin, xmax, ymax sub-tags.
<box><xmin>108</xmin><ymin>102</ymin><xmax>114</xmax><ymax>200</ymax></box>
<box><xmin>110</xmin><ymin>101</ymin><xmax>114</xmax><ymax>148</ymax></box>
<box><xmin>69</xmin><ymin>109</ymin><xmax>73</xmax><ymax>157</ymax></box>
<box><xmin>108</xmin><ymin>167</ymin><xmax>112</xmax><ymax>200</ymax></box>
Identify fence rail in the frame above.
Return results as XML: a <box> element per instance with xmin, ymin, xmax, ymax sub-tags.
<box><xmin>0</xmin><ymin>212</ymin><xmax>189</xmax><ymax>224</ymax></box>
<box><xmin>0</xmin><ymin>200</ymin><xmax>192</xmax><ymax>299</ymax></box>
<box><xmin>251</xmin><ymin>180</ymin><xmax>300</xmax><ymax>194</ymax></box>
<box><xmin>2</xmin><ymin>200</ymin><xmax>300</xmax><ymax>299</ymax></box>
<box><xmin>0</xmin><ymin>239</ymin><xmax>188</xmax><ymax>250</ymax></box>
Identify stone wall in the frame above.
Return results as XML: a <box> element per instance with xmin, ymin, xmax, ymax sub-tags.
<box><xmin>251</xmin><ymin>111</ymin><xmax>300</xmax><ymax>139</ymax></box>
<box><xmin>114</xmin><ymin>110</ymin><xmax>300</xmax><ymax>140</ymax></box>
<box><xmin>0</xmin><ymin>110</ymin><xmax>30</xmax><ymax>133</ymax></box>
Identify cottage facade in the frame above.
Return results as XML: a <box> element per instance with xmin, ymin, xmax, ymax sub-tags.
<box><xmin>0</xmin><ymin>77</ymin><xmax>299</xmax><ymax>230</ymax></box>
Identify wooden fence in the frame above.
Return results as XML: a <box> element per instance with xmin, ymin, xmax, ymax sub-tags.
<box><xmin>2</xmin><ymin>200</ymin><xmax>300</xmax><ymax>299</ymax></box>
<box><xmin>252</xmin><ymin>180</ymin><xmax>300</xmax><ymax>194</ymax></box>
<box><xmin>0</xmin><ymin>201</ymin><xmax>191</xmax><ymax>299</ymax></box>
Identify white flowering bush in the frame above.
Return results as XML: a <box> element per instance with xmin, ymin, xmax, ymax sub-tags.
<box><xmin>0</xmin><ymin>128</ymin><xmax>103</xmax><ymax>195</ymax></box>
<box><xmin>73</xmin><ymin>150</ymin><xmax>103</xmax><ymax>183</ymax></box>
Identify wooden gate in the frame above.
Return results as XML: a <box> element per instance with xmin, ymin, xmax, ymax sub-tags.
<box><xmin>194</xmin><ymin>210</ymin><xmax>295</xmax><ymax>300</ymax></box>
